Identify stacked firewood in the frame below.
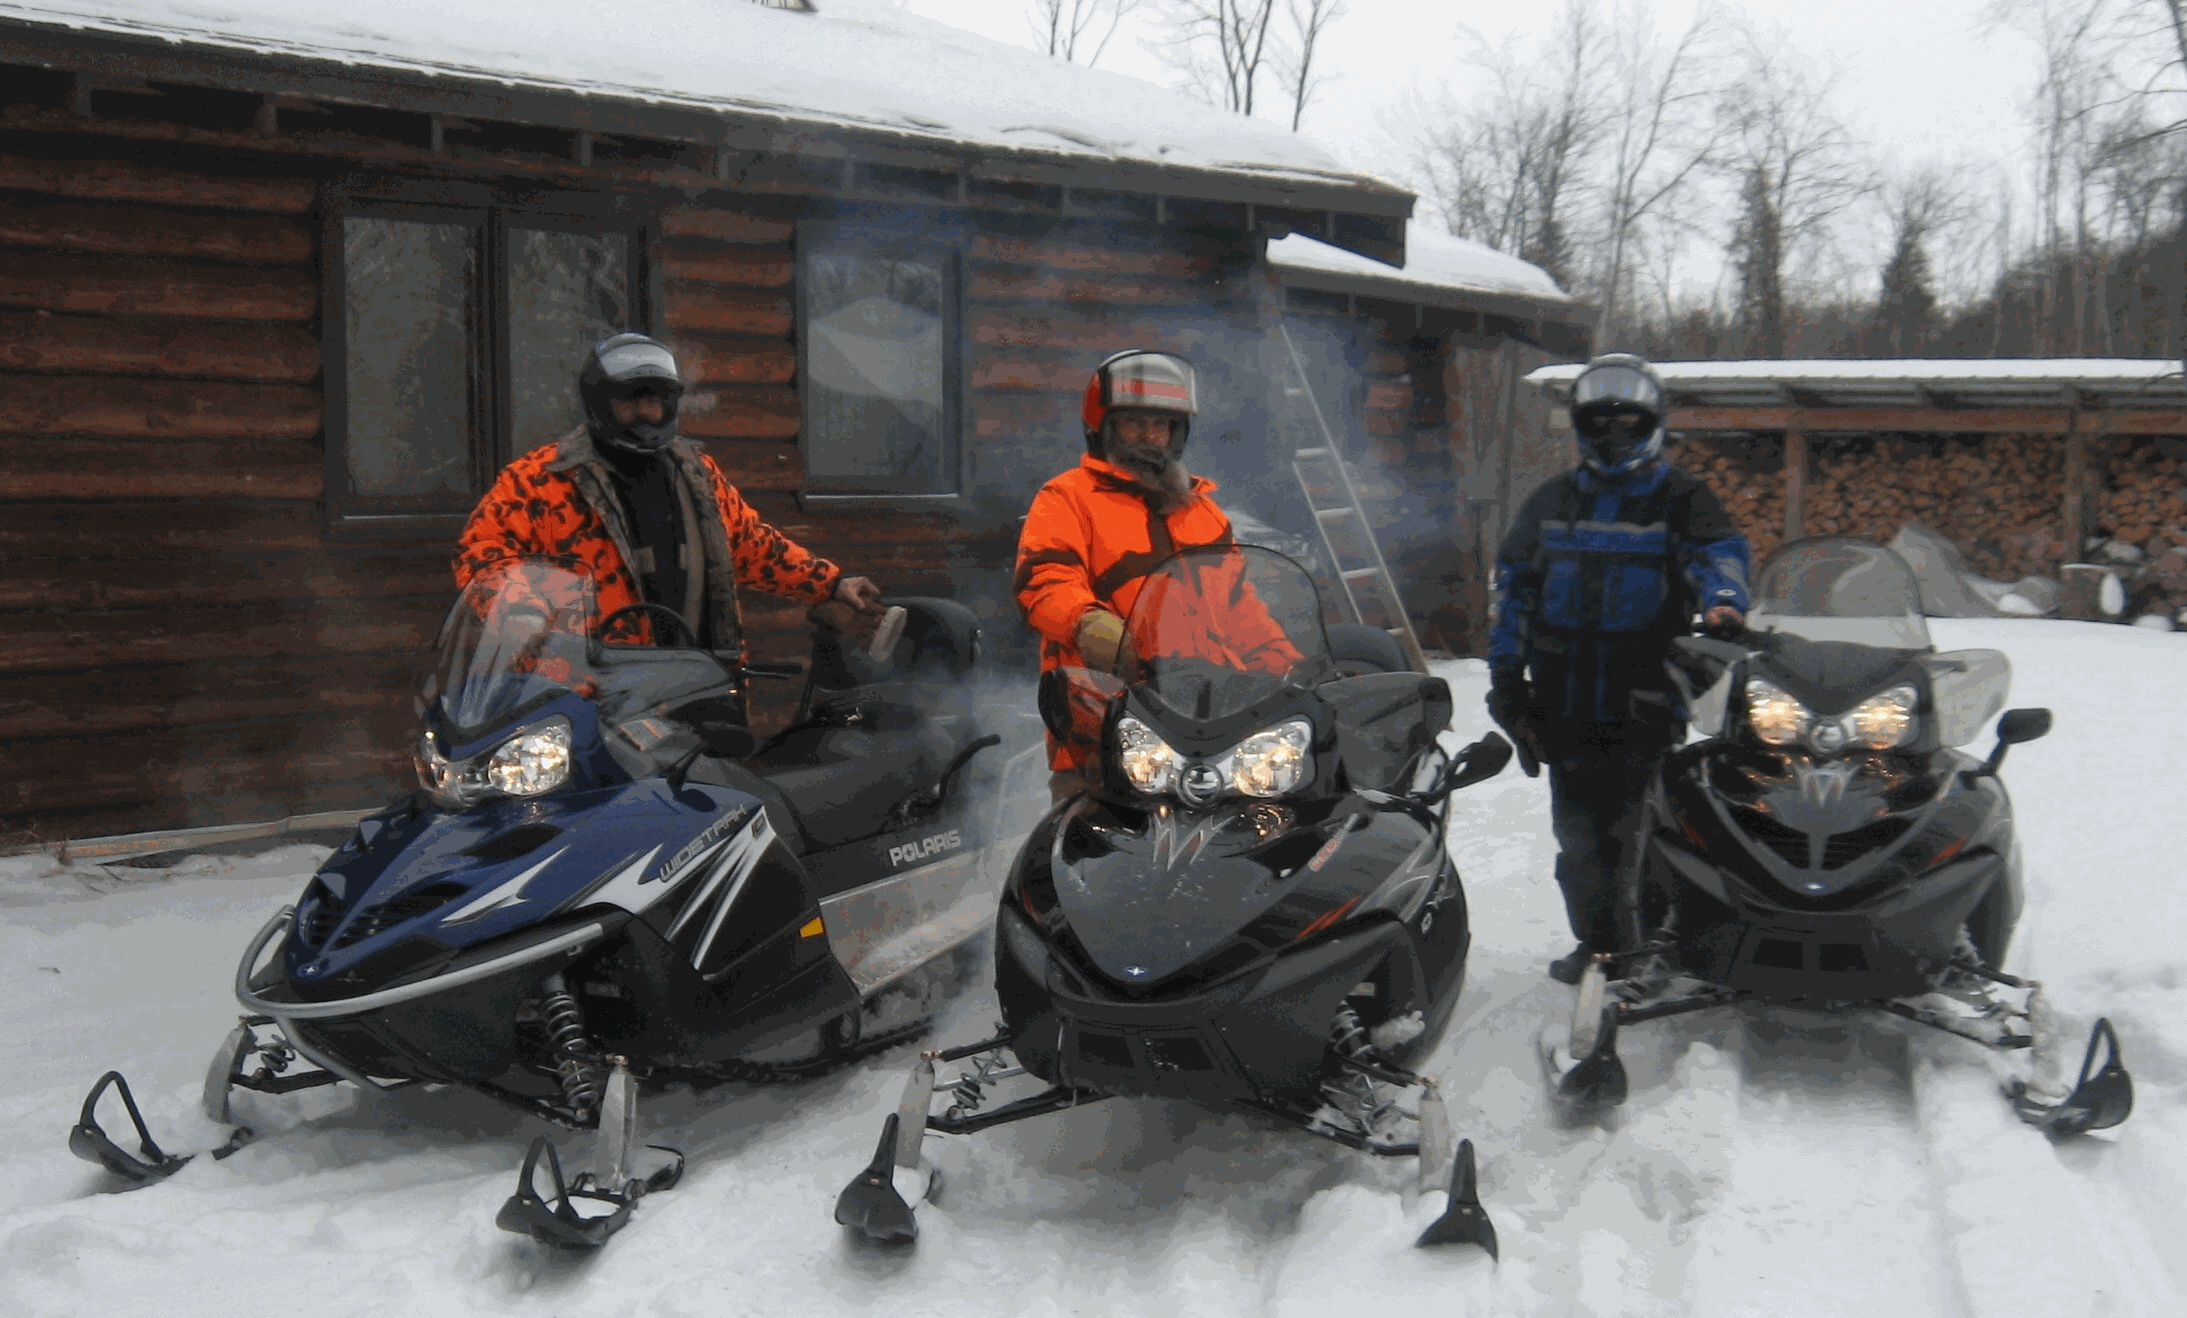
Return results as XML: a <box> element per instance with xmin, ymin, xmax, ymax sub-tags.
<box><xmin>2095</xmin><ymin>444</ymin><xmax>2187</xmax><ymax>615</ymax></box>
<box><xmin>1664</xmin><ymin>437</ymin><xmax>1786</xmax><ymax>562</ymax></box>
<box><xmin>1804</xmin><ymin>436</ymin><xmax>2066</xmax><ymax>581</ymax></box>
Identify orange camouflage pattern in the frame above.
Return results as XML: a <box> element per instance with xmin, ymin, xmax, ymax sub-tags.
<box><xmin>454</xmin><ymin>439</ymin><xmax>840</xmax><ymax>658</ymax></box>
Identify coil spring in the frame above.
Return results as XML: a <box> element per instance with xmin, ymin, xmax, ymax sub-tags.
<box><xmin>540</xmin><ymin>975</ymin><xmax>603</xmax><ymax>1117</ymax></box>
<box><xmin>1329</xmin><ymin>1004</ymin><xmax>1375</xmax><ymax>1063</ymax></box>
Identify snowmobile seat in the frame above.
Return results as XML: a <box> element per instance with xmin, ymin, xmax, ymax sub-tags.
<box><xmin>747</xmin><ymin>723</ymin><xmax>949</xmax><ymax>853</ymax></box>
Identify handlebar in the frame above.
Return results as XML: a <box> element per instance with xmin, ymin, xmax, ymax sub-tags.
<box><xmin>742</xmin><ymin>661</ymin><xmax>805</xmax><ymax>682</ymax></box>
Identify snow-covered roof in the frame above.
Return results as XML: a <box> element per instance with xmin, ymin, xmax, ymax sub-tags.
<box><xmin>1525</xmin><ymin>358</ymin><xmax>2187</xmax><ymax>410</ymax></box>
<box><xmin>1270</xmin><ymin>228</ymin><xmax>1582</xmax><ymax>317</ymax></box>
<box><xmin>0</xmin><ymin>0</ymin><xmax>1410</xmax><ymax>213</ymax></box>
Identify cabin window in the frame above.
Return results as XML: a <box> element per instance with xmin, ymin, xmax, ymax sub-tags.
<box><xmin>797</xmin><ymin>224</ymin><xmax>962</xmax><ymax>501</ymax></box>
<box><xmin>327</xmin><ymin>199</ymin><xmax>640</xmax><ymax>537</ymax></box>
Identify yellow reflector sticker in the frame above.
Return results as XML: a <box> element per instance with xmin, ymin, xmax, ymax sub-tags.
<box><xmin>799</xmin><ymin>916</ymin><xmax>825</xmax><ymax>938</ymax></box>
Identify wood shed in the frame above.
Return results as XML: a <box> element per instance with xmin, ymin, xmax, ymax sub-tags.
<box><xmin>1525</xmin><ymin>359</ymin><xmax>2187</xmax><ymax>604</ymax></box>
<box><xmin>0</xmin><ymin>0</ymin><xmax>1589</xmax><ymax>846</ymax></box>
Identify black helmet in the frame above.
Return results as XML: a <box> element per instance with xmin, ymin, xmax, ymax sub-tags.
<box><xmin>1081</xmin><ymin>349</ymin><xmax>1197</xmax><ymax>458</ymax></box>
<box><xmin>579</xmin><ymin>332</ymin><xmax>685</xmax><ymax>455</ymax></box>
<box><xmin>1570</xmin><ymin>352</ymin><xmax>1667</xmax><ymax>475</ymax></box>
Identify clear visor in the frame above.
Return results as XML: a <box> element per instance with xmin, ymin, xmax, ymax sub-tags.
<box><xmin>1106</xmin><ymin>354</ymin><xmax>1197</xmax><ymax>415</ymax></box>
<box><xmin>1572</xmin><ymin>365</ymin><xmax>1662</xmax><ymax>412</ymax></box>
<box><xmin>596</xmin><ymin>340</ymin><xmax>681</xmax><ymax>384</ymax></box>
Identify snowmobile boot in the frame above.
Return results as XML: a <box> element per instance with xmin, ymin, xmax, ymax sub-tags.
<box><xmin>1547</xmin><ymin>943</ymin><xmax>1599</xmax><ymax>985</ymax></box>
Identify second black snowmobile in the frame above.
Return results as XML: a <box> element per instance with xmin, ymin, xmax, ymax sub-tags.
<box><xmin>833</xmin><ymin>545</ymin><xmax>1512</xmax><ymax>1256</ymax></box>
<box><xmin>1541</xmin><ymin>537</ymin><xmax>2133</xmax><ymax>1136</ymax></box>
<box><xmin>69</xmin><ymin>557</ymin><xmax>1041</xmax><ymax>1246</ymax></box>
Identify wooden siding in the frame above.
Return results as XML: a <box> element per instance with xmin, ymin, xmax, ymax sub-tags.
<box><xmin>0</xmin><ymin>148</ymin><xmax>445</xmax><ymax>843</ymax></box>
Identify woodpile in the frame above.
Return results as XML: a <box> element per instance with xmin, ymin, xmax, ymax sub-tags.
<box><xmin>1665</xmin><ymin>436</ymin><xmax>1787</xmax><ymax>563</ymax></box>
<box><xmin>2095</xmin><ymin>442</ymin><xmax>2187</xmax><ymax>615</ymax></box>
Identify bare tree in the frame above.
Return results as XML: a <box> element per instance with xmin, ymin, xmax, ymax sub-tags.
<box><xmin>1030</xmin><ymin>0</ymin><xmax>1143</xmax><ymax>67</ymax></box>
<box><xmin>1588</xmin><ymin>1</ymin><xmax>1727</xmax><ymax>346</ymax></box>
<box><xmin>1865</xmin><ymin>166</ymin><xmax>1978</xmax><ymax>355</ymax></box>
<box><xmin>1715</xmin><ymin>32</ymin><xmax>1870</xmax><ymax>357</ymax></box>
<box><xmin>1278</xmin><ymin>0</ymin><xmax>1347</xmax><ymax>131</ymax></box>
<box><xmin>1416</xmin><ymin>1</ymin><xmax>1609</xmax><ymax>290</ymax></box>
<box><xmin>1166</xmin><ymin>0</ymin><xmax>1282</xmax><ymax>116</ymax></box>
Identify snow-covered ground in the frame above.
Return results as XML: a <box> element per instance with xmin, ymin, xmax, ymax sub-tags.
<box><xmin>3</xmin><ymin>618</ymin><xmax>2182</xmax><ymax>1317</ymax></box>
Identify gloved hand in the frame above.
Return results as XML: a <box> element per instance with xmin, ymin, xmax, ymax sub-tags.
<box><xmin>1486</xmin><ymin>664</ymin><xmax>1543</xmax><ymax>778</ymax></box>
<box><xmin>1702</xmin><ymin>604</ymin><xmax>1745</xmax><ymax>639</ymax></box>
<box><xmin>1076</xmin><ymin>609</ymin><xmax>1130</xmax><ymax>675</ymax></box>
<box><xmin>833</xmin><ymin>575</ymin><xmax>884</xmax><ymax>613</ymax></box>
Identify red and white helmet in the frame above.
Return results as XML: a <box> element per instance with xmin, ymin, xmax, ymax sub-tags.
<box><xmin>1081</xmin><ymin>350</ymin><xmax>1198</xmax><ymax>456</ymax></box>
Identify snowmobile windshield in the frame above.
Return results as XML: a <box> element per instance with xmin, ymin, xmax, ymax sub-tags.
<box><xmin>1748</xmin><ymin>538</ymin><xmax>1932</xmax><ymax>649</ymax></box>
<box><xmin>1121</xmin><ymin>545</ymin><xmax>1328</xmax><ymax>722</ymax></box>
<box><xmin>421</xmin><ymin>559</ymin><xmax>602</xmax><ymax>740</ymax></box>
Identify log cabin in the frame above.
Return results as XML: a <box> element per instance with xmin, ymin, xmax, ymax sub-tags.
<box><xmin>0</xmin><ymin>0</ymin><xmax>1590</xmax><ymax>846</ymax></box>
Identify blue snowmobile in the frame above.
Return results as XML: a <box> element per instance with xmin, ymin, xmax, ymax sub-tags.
<box><xmin>69</xmin><ymin>557</ymin><xmax>1038</xmax><ymax>1246</ymax></box>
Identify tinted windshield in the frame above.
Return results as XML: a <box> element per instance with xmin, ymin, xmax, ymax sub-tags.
<box><xmin>1121</xmin><ymin>545</ymin><xmax>1328</xmax><ymax>721</ymax></box>
<box><xmin>420</xmin><ymin>560</ymin><xmax>601</xmax><ymax>739</ymax></box>
<box><xmin>1749</xmin><ymin>538</ymin><xmax>1932</xmax><ymax>649</ymax></box>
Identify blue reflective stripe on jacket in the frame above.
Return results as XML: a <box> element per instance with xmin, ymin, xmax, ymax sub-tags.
<box><xmin>1489</xmin><ymin>460</ymin><xmax>1751</xmax><ymax>722</ymax></box>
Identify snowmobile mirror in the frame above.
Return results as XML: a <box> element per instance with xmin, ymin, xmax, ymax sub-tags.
<box><xmin>1436</xmin><ymin>733</ymin><xmax>1513</xmax><ymax>797</ymax></box>
<box><xmin>1970</xmin><ymin>707</ymin><xmax>2052</xmax><ymax>784</ymax></box>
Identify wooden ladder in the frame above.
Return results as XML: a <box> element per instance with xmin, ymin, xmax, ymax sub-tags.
<box><xmin>1278</xmin><ymin>325</ymin><xmax>1430</xmax><ymax>674</ymax></box>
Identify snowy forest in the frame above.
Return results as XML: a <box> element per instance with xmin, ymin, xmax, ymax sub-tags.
<box><xmin>1028</xmin><ymin>0</ymin><xmax>2187</xmax><ymax>361</ymax></box>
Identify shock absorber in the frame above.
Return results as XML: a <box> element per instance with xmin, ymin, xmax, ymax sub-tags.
<box><xmin>1329</xmin><ymin>1003</ymin><xmax>1376</xmax><ymax>1064</ymax></box>
<box><xmin>539</xmin><ymin>972</ymin><xmax>604</xmax><ymax>1121</ymax></box>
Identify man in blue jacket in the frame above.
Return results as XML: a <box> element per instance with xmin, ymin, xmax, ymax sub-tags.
<box><xmin>1486</xmin><ymin>354</ymin><xmax>1751</xmax><ymax>984</ymax></box>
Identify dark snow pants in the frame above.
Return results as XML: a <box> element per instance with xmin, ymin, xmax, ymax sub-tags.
<box><xmin>1539</xmin><ymin>720</ymin><xmax>1680</xmax><ymax>952</ymax></box>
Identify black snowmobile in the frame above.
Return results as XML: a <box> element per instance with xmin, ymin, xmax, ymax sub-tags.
<box><xmin>1542</xmin><ymin>537</ymin><xmax>2133</xmax><ymax>1137</ymax></box>
<box><xmin>832</xmin><ymin>545</ymin><xmax>1513</xmax><ymax>1256</ymax></box>
<box><xmin>68</xmin><ymin>557</ymin><xmax>1041</xmax><ymax>1246</ymax></box>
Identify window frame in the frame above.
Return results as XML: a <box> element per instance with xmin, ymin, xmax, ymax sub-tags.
<box><xmin>322</xmin><ymin>185</ymin><xmax>650</xmax><ymax>541</ymax></box>
<box><xmin>793</xmin><ymin>219</ymin><xmax>967</xmax><ymax>508</ymax></box>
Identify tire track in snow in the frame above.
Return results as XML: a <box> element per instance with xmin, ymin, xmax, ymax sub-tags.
<box><xmin>1681</xmin><ymin>1012</ymin><xmax>1959</xmax><ymax>1318</ymax></box>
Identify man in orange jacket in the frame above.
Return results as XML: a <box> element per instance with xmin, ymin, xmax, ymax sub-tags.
<box><xmin>1015</xmin><ymin>349</ymin><xmax>1298</xmax><ymax>787</ymax></box>
<box><xmin>455</xmin><ymin>333</ymin><xmax>883</xmax><ymax>660</ymax></box>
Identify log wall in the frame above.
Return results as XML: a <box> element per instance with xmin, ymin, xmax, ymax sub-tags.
<box><xmin>0</xmin><ymin>148</ymin><xmax>452</xmax><ymax>843</ymax></box>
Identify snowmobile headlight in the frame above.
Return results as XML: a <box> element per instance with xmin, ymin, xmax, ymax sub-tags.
<box><xmin>486</xmin><ymin>717</ymin><xmax>573</xmax><ymax>797</ymax></box>
<box><xmin>1745</xmin><ymin>677</ymin><xmax>1811</xmax><ymax>747</ymax></box>
<box><xmin>1843</xmin><ymin>685</ymin><xmax>1919</xmax><ymax>751</ymax></box>
<box><xmin>415</xmin><ymin>731</ymin><xmax>488</xmax><ymax>806</ymax></box>
<box><xmin>1117</xmin><ymin>715</ymin><xmax>1184</xmax><ymax>795</ymax></box>
<box><xmin>1226</xmin><ymin>718</ymin><xmax>1313</xmax><ymax>798</ymax></box>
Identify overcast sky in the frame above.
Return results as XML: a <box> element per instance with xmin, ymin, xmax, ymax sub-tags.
<box><xmin>895</xmin><ymin>0</ymin><xmax>2054</xmax><ymax>298</ymax></box>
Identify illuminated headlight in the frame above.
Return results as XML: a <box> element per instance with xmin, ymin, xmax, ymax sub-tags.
<box><xmin>416</xmin><ymin>717</ymin><xmax>572</xmax><ymax>806</ymax></box>
<box><xmin>1844</xmin><ymin>685</ymin><xmax>1918</xmax><ymax>751</ymax></box>
<box><xmin>486</xmin><ymin>717</ymin><xmax>572</xmax><ymax>796</ymax></box>
<box><xmin>1226</xmin><ymin>718</ymin><xmax>1313</xmax><ymax>798</ymax></box>
<box><xmin>1745</xmin><ymin>678</ymin><xmax>1811</xmax><ymax>746</ymax></box>
<box><xmin>1117</xmin><ymin>715</ymin><xmax>1183</xmax><ymax>795</ymax></box>
<box><xmin>1745</xmin><ymin>679</ymin><xmax>1919</xmax><ymax>756</ymax></box>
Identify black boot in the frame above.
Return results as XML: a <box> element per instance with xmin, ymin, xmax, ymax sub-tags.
<box><xmin>1548</xmin><ymin>944</ymin><xmax>1598</xmax><ymax>985</ymax></box>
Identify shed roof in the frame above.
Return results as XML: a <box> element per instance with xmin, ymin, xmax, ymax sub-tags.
<box><xmin>1271</xmin><ymin>229</ymin><xmax>1591</xmax><ymax>354</ymax></box>
<box><xmin>0</xmin><ymin>0</ymin><xmax>1413</xmax><ymax>252</ymax></box>
<box><xmin>1524</xmin><ymin>358</ymin><xmax>2187</xmax><ymax>411</ymax></box>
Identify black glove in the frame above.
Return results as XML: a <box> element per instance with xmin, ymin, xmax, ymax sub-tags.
<box><xmin>1486</xmin><ymin>664</ymin><xmax>1543</xmax><ymax>778</ymax></box>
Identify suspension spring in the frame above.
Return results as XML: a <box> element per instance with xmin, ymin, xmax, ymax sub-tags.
<box><xmin>539</xmin><ymin>973</ymin><xmax>603</xmax><ymax>1118</ymax></box>
<box><xmin>1329</xmin><ymin>1004</ymin><xmax>1375</xmax><ymax>1063</ymax></box>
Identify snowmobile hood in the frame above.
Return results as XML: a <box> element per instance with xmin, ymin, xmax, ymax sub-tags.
<box><xmin>1049</xmin><ymin>799</ymin><xmax>1318</xmax><ymax>987</ymax></box>
<box><xmin>286</xmin><ymin>779</ymin><xmax>767</xmax><ymax>997</ymax></box>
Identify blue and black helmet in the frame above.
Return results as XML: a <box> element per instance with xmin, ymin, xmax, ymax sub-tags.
<box><xmin>1570</xmin><ymin>353</ymin><xmax>1667</xmax><ymax>475</ymax></box>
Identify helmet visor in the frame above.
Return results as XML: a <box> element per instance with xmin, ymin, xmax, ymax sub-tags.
<box><xmin>596</xmin><ymin>338</ymin><xmax>681</xmax><ymax>385</ymax></box>
<box><xmin>1572</xmin><ymin>364</ymin><xmax>1662</xmax><ymax>414</ymax></box>
<box><xmin>1105</xmin><ymin>353</ymin><xmax>1197</xmax><ymax>416</ymax></box>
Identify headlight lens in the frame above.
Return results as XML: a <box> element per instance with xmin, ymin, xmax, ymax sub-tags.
<box><xmin>1117</xmin><ymin>715</ymin><xmax>1183</xmax><ymax>795</ymax></box>
<box><xmin>486</xmin><ymin>717</ymin><xmax>573</xmax><ymax>796</ymax></box>
<box><xmin>1745</xmin><ymin>678</ymin><xmax>1811</xmax><ymax>746</ymax></box>
<box><xmin>1845</xmin><ymin>685</ymin><xmax>1918</xmax><ymax>750</ymax></box>
<box><xmin>1228</xmin><ymin>718</ymin><xmax>1313</xmax><ymax>797</ymax></box>
<box><xmin>1744</xmin><ymin>678</ymin><xmax>1919</xmax><ymax>755</ymax></box>
<box><xmin>417</xmin><ymin>717</ymin><xmax>572</xmax><ymax>805</ymax></box>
